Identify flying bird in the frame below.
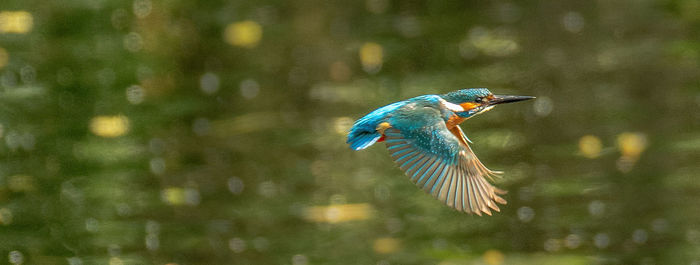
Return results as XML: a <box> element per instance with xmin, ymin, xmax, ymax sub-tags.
<box><xmin>347</xmin><ymin>88</ymin><xmax>534</xmax><ymax>215</ymax></box>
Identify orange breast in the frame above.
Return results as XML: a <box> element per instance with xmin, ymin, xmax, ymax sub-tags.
<box><xmin>446</xmin><ymin>114</ymin><xmax>466</xmax><ymax>129</ymax></box>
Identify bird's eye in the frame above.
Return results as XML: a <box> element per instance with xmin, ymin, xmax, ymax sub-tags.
<box><xmin>475</xmin><ymin>97</ymin><xmax>484</xmax><ymax>103</ymax></box>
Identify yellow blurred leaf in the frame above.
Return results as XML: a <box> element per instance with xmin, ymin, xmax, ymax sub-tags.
<box><xmin>89</xmin><ymin>115</ymin><xmax>130</xmax><ymax>138</ymax></box>
<box><xmin>303</xmin><ymin>203</ymin><xmax>373</xmax><ymax>223</ymax></box>
<box><xmin>0</xmin><ymin>11</ymin><xmax>33</xmax><ymax>34</ymax></box>
<box><xmin>224</xmin><ymin>20</ymin><xmax>263</xmax><ymax>48</ymax></box>
<box><xmin>578</xmin><ymin>135</ymin><xmax>602</xmax><ymax>159</ymax></box>
<box><xmin>373</xmin><ymin>237</ymin><xmax>401</xmax><ymax>254</ymax></box>
<box><xmin>162</xmin><ymin>187</ymin><xmax>185</xmax><ymax>205</ymax></box>
<box><xmin>617</xmin><ymin>132</ymin><xmax>647</xmax><ymax>159</ymax></box>
<box><xmin>483</xmin><ymin>249</ymin><xmax>505</xmax><ymax>265</ymax></box>
<box><xmin>360</xmin><ymin>42</ymin><xmax>383</xmax><ymax>73</ymax></box>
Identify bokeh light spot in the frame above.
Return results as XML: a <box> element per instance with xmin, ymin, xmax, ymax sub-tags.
<box><xmin>562</xmin><ymin>12</ymin><xmax>585</xmax><ymax>33</ymax></box>
<box><xmin>333</xmin><ymin>117</ymin><xmax>353</xmax><ymax>135</ymax></box>
<box><xmin>258</xmin><ymin>181</ymin><xmax>277</xmax><ymax>198</ymax></box>
<box><xmin>149</xmin><ymin>157</ymin><xmax>165</xmax><ymax>175</ymax></box>
<box><xmin>184</xmin><ymin>187</ymin><xmax>200</xmax><ymax>205</ymax></box>
<box><xmin>200</xmin><ymin>72</ymin><xmax>220</xmax><ymax>95</ymax></box>
<box><xmin>615</xmin><ymin>132</ymin><xmax>647</xmax><ymax>172</ymax></box>
<box><xmin>145</xmin><ymin>234</ymin><xmax>159</xmax><ymax>251</ymax></box>
<box><xmin>192</xmin><ymin>117</ymin><xmax>210</xmax><ymax>136</ymax></box>
<box><xmin>291</xmin><ymin>254</ymin><xmax>308</xmax><ymax>265</ymax></box>
<box><xmin>109</xmin><ymin>257</ymin><xmax>123</xmax><ymax>265</ymax></box>
<box><xmin>303</xmin><ymin>203</ymin><xmax>373</xmax><ymax>223</ymax></box>
<box><xmin>373</xmin><ymin>238</ymin><xmax>401</xmax><ymax>254</ymax></box>
<box><xmin>133</xmin><ymin>0</ymin><xmax>152</xmax><ymax>19</ymax></box>
<box><xmin>329</xmin><ymin>61</ymin><xmax>352</xmax><ymax>82</ymax></box>
<box><xmin>8</xmin><ymin>250</ymin><xmax>23</xmax><ymax>265</ymax></box>
<box><xmin>533</xmin><ymin>96</ymin><xmax>553</xmax><ymax>117</ymax></box>
<box><xmin>366</xmin><ymin>0</ymin><xmax>390</xmax><ymax>14</ymax></box>
<box><xmin>517</xmin><ymin>206</ymin><xmax>535</xmax><ymax>222</ymax></box>
<box><xmin>126</xmin><ymin>85</ymin><xmax>145</xmax><ymax>104</ymax></box>
<box><xmin>597</xmin><ymin>50</ymin><xmax>618</xmax><ymax>71</ymax></box>
<box><xmin>0</xmin><ymin>208</ymin><xmax>13</xmax><ymax>225</ymax></box>
<box><xmin>578</xmin><ymin>135</ymin><xmax>602</xmax><ymax>158</ymax></box>
<box><xmin>85</xmin><ymin>218</ymin><xmax>99</xmax><ymax>232</ymax></box>
<box><xmin>5</xmin><ymin>131</ymin><xmax>36</xmax><ymax>151</ymax></box>
<box><xmin>394</xmin><ymin>16</ymin><xmax>421</xmax><ymax>38</ymax></box>
<box><xmin>543</xmin><ymin>238</ymin><xmax>561</xmax><ymax>252</ymax></box>
<box><xmin>594</xmin><ymin>233</ymin><xmax>610</xmax><ymax>249</ymax></box>
<box><xmin>111</xmin><ymin>9</ymin><xmax>128</xmax><ymax>30</ymax></box>
<box><xmin>0</xmin><ymin>11</ymin><xmax>33</xmax><ymax>34</ymax></box>
<box><xmin>240</xmin><ymin>79</ymin><xmax>260</xmax><ymax>99</ymax></box>
<box><xmin>617</xmin><ymin>132</ymin><xmax>647</xmax><ymax>159</ymax></box>
<box><xmin>146</xmin><ymin>220</ymin><xmax>160</xmax><ymax>234</ymax></box>
<box><xmin>565</xmin><ymin>234</ymin><xmax>582</xmax><ymax>249</ymax></box>
<box><xmin>224</xmin><ymin>20</ymin><xmax>263</xmax><ymax>48</ymax></box>
<box><xmin>374</xmin><ymin>184</ymin><xmax>390</xmax><ymax>201</ymax></box>
<box><xmin>458</xmin><ymin>39</ymin><xmax>479</xmax><ymax>60</ymax></box>
<box><xmin>687</xmin><ymin>229</ymin><xmax>700</xmax><ymax>245</ymax></box>
<box><xmin>633</xmin><ymin>229</ymin><xmax>648</xmax><ymax>244</ymax></box>
<box><xmin>90</xmin><ymin>115</ymin><xmax>130</xmax><ymax>138</ymax></box>
<box><xmin>227</xmin><ymin>177</ymin><xmax>244</xmax><ymax>194</ymax></box>
<box><xmin>20</xmin><ymin>65</ymin><xmax>35</xmax><ymax>84</ymax></box>
<box><xmin>229</xmin><ymin>238</ymin><xmax>246</xmax><ymax>253</ymax></box>
<box><xmin>588</xmin><ymin>200</ymin><xmax>605</xmax><ymax>217</ymax></box>
<box><xmin>483</xmin><ymin>249</ymin><xmax>504</xmax><ymax>265</ymax></box>
<box><xmin>469</xmin><ymin>27</ymin><xmax>519</xmax><ymax>57</ymax></box>
<box><xmin>66</xmin><ymin>257</ymin><xmax>82</xmax><ymax>265</ymax></box>
<box><xmin>123</xmin><ymin>32</ymin><xmax>143</xmax><ymax>52</ymax></box>
<box><xmin>162</xmin><ymin>187</ymin><xmax>186</xmax><ymax>205</ymax></box>
<box><xmin>359</xmin><ymin>42</ymin><xmax>383</xmax><ymax>74</ymax></box>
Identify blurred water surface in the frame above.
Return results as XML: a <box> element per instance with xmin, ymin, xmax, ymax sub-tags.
<box><xmin>0</xmin><ymin>0</ymin><xmax>699</xmax><ymax>264</ymax></box>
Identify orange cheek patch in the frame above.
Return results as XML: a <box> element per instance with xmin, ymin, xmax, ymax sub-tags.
<box><xmin>460</xmin><ymin>102</ymin><xmax>481</xmax><ymax>111</ymax></box>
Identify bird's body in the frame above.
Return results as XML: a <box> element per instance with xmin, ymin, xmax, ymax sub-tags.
<box><xmin>347</xmin><ymin>88</ymin><xmax>534</xmax><ymax>215</ymax></box>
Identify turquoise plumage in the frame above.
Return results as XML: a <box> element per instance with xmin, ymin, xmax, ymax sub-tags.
<box><xmin>347</xmin><ymin>88</ymin><xmax>534</xmax><ymax>215</ymax></box>
<box><xmin>347</xmin><ymin>101</ymin><xmax>404</xmax><ymax>150</ymax></box>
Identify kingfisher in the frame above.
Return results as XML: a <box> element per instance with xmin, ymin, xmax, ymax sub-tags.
<box><xmin>347</xmin><ymin>88</ymin><xmax>534</xmax><ymax>215</ymax></box>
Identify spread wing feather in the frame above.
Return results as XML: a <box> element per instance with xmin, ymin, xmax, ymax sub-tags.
<box><xmin>384</xmin><ymin>125</ymin><xmax>506</xmax><ymax>215</ymax></box>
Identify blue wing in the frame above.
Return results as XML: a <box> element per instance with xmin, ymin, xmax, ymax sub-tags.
<box><xmin>347</xmin><ymin>101</ymin><xmax>405</xmax><ymax>150</ymax></box>
<box><xmin>385</xmin><ymin>113</ymin><xmax>505</xmax><ymax>215</ymax></box>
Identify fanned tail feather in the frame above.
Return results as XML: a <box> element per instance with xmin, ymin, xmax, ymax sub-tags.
<box><xmin>348</xmin><ymin>132</ymin><xmax>382</xmax><ymax>150</ymax></box>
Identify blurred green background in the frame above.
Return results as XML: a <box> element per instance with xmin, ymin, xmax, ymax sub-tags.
<box><xmin>0</xmin><ymin>0</ymin><xmax>699</xmax><ymax>264</ymax></box>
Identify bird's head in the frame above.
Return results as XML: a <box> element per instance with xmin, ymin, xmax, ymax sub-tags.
<box><xmin>442</xmin><ymin>88</ymin><xmax>535</xmax><ymax>118</ymax></box>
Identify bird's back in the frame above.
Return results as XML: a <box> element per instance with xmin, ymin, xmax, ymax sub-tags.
<box><xmin>347</xmin><ymin>101</ymin><xmax>405</xmax><ymax>150</ymax></box>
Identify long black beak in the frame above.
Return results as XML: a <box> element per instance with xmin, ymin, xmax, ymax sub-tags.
<box><xmin>489</xmin><ymin>95</ymin><xmax>536</xmax><ymax>105</ymax></box>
